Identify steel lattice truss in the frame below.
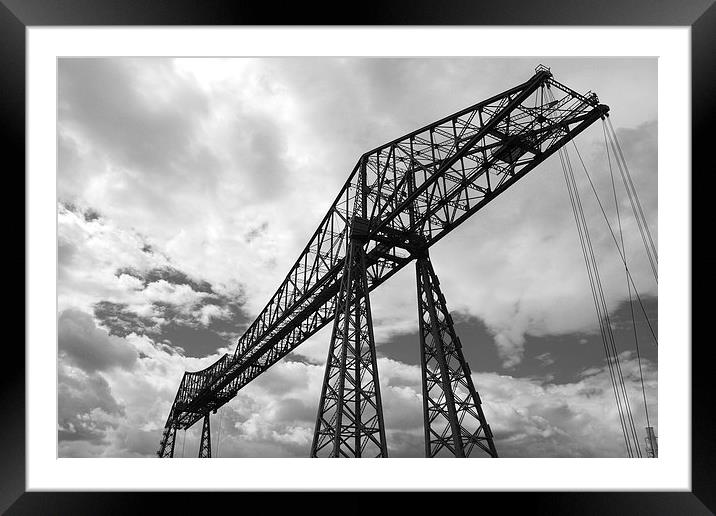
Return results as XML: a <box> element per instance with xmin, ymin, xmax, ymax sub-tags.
<box><xmin>198</xmin><ymin>414</ymin><xmax>211</xmax><ymax>458</ymax></box>
<box><xmin>416</xmin><ymin>254</ymin><xmax>498</xmax><ymax>458</ymax></box>
<box><xmin>310</xmin><ymin>227</ymin><xmax>388</xmax><ymax>457</ymax></box>
<box><xmin>158</xmin><ymin>66</ymin><xmax>609</xmax><ymax>457</ymax></box>
<box><xmin>158</xmin><ymin>426</ymin><xmax>176</xmax><ymax>458</ymax></box>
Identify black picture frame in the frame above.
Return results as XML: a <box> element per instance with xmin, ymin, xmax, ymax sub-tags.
<box><xmin>5</xmin><ymin>1</ymin><xmax>712</xmax><ymax>513</ymax></box>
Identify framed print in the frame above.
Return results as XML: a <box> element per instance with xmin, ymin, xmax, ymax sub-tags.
<box><xmin>7</xmin><ymin>0</ymin><xmax>714</xmax><ymax>513</ymax></box>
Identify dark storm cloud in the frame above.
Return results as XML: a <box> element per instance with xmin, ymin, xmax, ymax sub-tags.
<box><xmin>92</xmin><ymin>301</ymin><xmax>159</xmax><ymax>338</ymax></box>
<box><xmin>381</xmin><ymin>314</ymin><xmax>502</xmax><ymax>371</ymax></box>
<box><xmin>92</xmin><ymin>299</ymin><xmax>244</xmax><ymax>357</ymax></box>
<box><xmin>84</xmin><ymin>262</ymin><xmax>249</xmax><ymax>356</ymax></box>
<box><xmin>158</xmin><ymin>320</ymin><xmax>230</xmax><ymax>358</ymax></box>
<box><xmin>59</xmin><ymin>309</ymin><xmax>138</xmax><ymax>372</ymax></box>
<box><xmin>380</xmin><ymin>296</ymin><xmax>657</xmax><ymax>386</ymax></box>
<box><xmin>96</xmin><ymin>262</ymin><xmax>249</xmax><ymax>357</ymax></box>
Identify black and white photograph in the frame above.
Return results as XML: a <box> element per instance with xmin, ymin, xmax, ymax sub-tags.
<box><xmin>3</xmin><ymin>0</ymin><xmax>711</xmax><ymax>507</ymax></box>
<box><xmin>56</xmin><ymin>57</ymin><xmax>659</xmax><ymax>460</ymax></box>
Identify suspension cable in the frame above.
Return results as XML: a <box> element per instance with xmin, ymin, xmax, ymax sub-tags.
<box><xmin>557</xmin><ymin>144</ymin><xmax>638</xmax><ymax>457</ymax></box>
<box><xmin>602</xmin><ymin>122</ymin><xmax>653</xmax><ymax>430</ymax></box>
<box><xmin>605</xmin><ymin>117</ymin><xmax>658</xmax><ymax>282</ymax></box>
<box><xmin>607</xmin><ymin>116</ymin><xmax>658</xmax><ymax>263</ymax></box>
<box><xmin>559</xmin><ymin>118</ymin><xmax>661</xmax><ymax>456</ymax></box>
<box><xmin>546</xmin><ymin>84</ymin><xmax>643</xmax><ymax>456</ymax></box>
<box><xmin>181</xmin><ymin>428</ymin><xmax>186</xmax><ymax>458</ymax></box>
<box><xmin>569</xmin><ymin>140</ymin><xmax>659</xmax><ymax>346</ymax></box>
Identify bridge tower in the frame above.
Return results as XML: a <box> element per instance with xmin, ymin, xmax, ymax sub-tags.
<box><xmin>311</xmin><ymin>217</ymin><xmax>389</xmax><ymax>457</ymax></box>
<box><xmin>198</xmin><ymin>413</ymin><xmax>212</xmax><ymax>458</ymax></box>
<box><xmin>415</xmin><ymin>251</ymin><xmax>498</xmax><ymax>457</ymax></box>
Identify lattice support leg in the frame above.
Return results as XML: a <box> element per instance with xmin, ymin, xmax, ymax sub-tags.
<box><xmin>198</xmin><ymin>413</ymin><xmax>212</xmax><ymax>458</ymax></box>
<box><xmin>311</xmin><ymin>218</ymin><xmax>388</xmax><ymax>457</ymax></box>
<box><xmin>416</xmin><ymin>252</ymin><xmax>498</xmax><ymax>458</ymax></box>
<box><xmin>157</xmin><ymin>425</ymin><xmax>177</xmax><ymax>458</ymax></box>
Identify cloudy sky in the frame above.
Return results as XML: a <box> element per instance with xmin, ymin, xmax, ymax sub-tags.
<box><xmin>57</xmin><ymin>57</ymin><xmax>658</xmax><ymax>458</ymax></box>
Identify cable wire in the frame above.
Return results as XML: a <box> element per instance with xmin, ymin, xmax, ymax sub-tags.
<box><xmin>569</xmin><ymin>139</ymin><xmax>659</xmax><ymax>346</ymax></box>
<box><xmin>605</xmin><ymin>118</ymin><xmax>658</xmax><ymax>282</ymax></box>
<box><xmin>557</xmin><ymin>143</ymin><xmax>636</xmax><ymax>456</ymax></box>
<box><xmin>545</xmin><ymin>85</ymin><xmax>643</xmax><ymax>457</ymax></box>
<box><xmin>602</xmin><ymin>121</ymin><xmax>653</xmax><ymax>431</ymax></box>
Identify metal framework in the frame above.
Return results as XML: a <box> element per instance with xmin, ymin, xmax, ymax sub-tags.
<box><xmin>157</xmin><ymin>66</ymin><xmax>609</xmax><ymax>458</ymax></box>
<box><xmin>416</xmin><ymin>252</ymin><xmax>497</xmax><ymax>457</ymax></box>
<box><xmin>310</xmin><ymin>218</ymin><xmax>388</xmax><ymax>457</ymax></box>
<box><xmin>158</xmin><ymin>425</ymin><xmax>177</xmax><ymax>458</ymax></box>
<box><xmin>198</xmin><ymin>413</ymin><xmax>212</xmax><ymax>458</ymax></box>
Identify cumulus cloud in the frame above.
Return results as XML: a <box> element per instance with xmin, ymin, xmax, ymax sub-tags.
<box><xmin>56</xmin><ymin>304</ymin><xmax>656</xmax><ymax>458</ymax></box>
<box><xmin>146</xmin><ymin>353</ymin><xmax>656</xmax><ymax>458</ymax></box>
<box><xmin>479</xmin><ymin>352</ymin><xmax>657</xmax><ymax>457</ymax></box>
<box><xmin>58</xmin><ymin>205</ymin><xmax>247</xmax><ymax>356</ymax></box>
<box><xmin>194</xmin><ymin>303</ymin><xmax>231</xmax><ymax>326</ymax></box>
<box><xmin>58</xmin><ymin>308</ymin><xmax>236</xmax><ymax>457</ymax></box>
